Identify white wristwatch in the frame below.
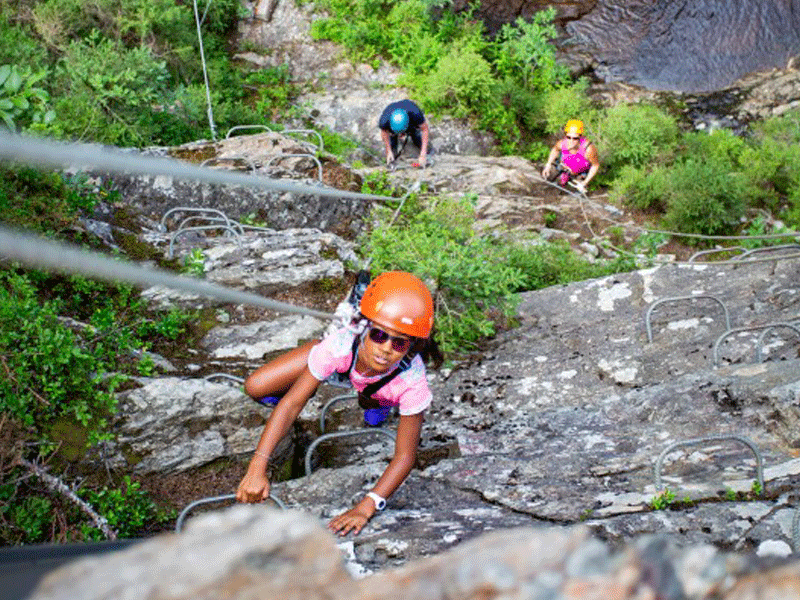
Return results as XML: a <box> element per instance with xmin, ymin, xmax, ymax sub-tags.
<box><xmin>366</xmin><ymin>491</ymin><xmax>386</xmax><ymax>511</ymax></box>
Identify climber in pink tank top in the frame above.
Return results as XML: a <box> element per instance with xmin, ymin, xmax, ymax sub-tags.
<box><xmin>541</xmin><ymin>119</ymin><xmax>600</xmax><ymax>193</ymax></box>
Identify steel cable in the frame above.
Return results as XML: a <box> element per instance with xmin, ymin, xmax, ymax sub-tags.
<box><xmin>0</xmin><ymin>226</ymin><xmax>335</xmax><ymax>320</ymax></box>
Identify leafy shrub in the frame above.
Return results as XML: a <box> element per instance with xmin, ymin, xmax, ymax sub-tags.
<box><xmin>503</xmin><ymin>238</ymin><xmax>629</xmax><ymax>290</ymax></box>
<box><xmin>0</xmin><ymin>166</ymin><xmax>98</xmax><ymax>234</ymax></box>
<box><xmin>0</xmin><ymin>272</ymin><xmax>122</xmax><ymax>443</ymax></box>
<box><xmin>608</xmin><ymin>164</ymin><xmax>669</xmax><ymax>212</ymax></box>
<box><xmin>244</xmin><ymin>65</ymin><xmax>299</xmax><ymax>119</ymax></box>
<box><xmin>0</xmin><ymin>64</ymin><xmax>54</xmax><ymax>131</ymax></box>
<box><xmin>10</xmin><ymin>497</ymin><xmax>53</xmax><ymax>543</ymax></box>
<box><xmin>415</xmin><ymin>41</ymin><xmax>495</xmax><ymax>119</ymax></box>
<box><xmin>31</xmin><ymin>0</ymin><xmax>240</xmax><ymax>76</ymax></box>
<box><xmin>596</xmin><ymin>103</ymin><xmax>679</xmax><ymax>178</ymax></box>
<box><xmin>0</xmin><ymin>8</ymin><xmax>48</xmax><ymax>69</ymax></box>
<box><xmin>744</xmin><ymin>109</ymin><xmax>800</xmax><ymax>217</ymax></box>
<box><xmin>363</xmin><ymin>195</ymin><xmax>524</xmax><ymax>354</ymax></box>
<box><xmin>80</xmin><ymin>476</ymin><xmax>173</xmax><ymax>540</ymax></box>
<box><xmin>661</xmin><ymin>159</ymin><xmax>747</xmax><ymax>237</ymax></box>
<box><xmin>680</xmin><ymin>128</ymin><xmax>747</xmax><ymax>168</ymax></box>
<box><xmin>45</xmin><ymin>31</ymin><xmax>171</xmax><ymax>145</ymax></box>
<box><xmin>489</xmin><ymin>9</ymin><xmax>567</xmax><ymax>94</ymax></box>
<box><xmin>540</xmin><ymin>78</ymin><xmax>597</xmax><ymax>137</ymax></box>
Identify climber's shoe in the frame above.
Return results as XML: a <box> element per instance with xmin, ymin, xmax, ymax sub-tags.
<box><xmin>363</xmin><ymin>407</ymin><xmax>391</xmax><ymax>427</ymax></box>
<box><xmin>256</xmin><ymin>395</ymin><xmax>283</xmax><ymax>406</ymax></box>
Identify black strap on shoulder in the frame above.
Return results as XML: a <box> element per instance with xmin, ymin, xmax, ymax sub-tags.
<box><xmin>361</xmin><ymin>355</ymin><xmax>411</xmax><ymax>399</ymax></box>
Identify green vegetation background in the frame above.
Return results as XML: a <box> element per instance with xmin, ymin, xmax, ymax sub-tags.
<box><xmin>1</xmin><ymin>0</ymin><xmax>799</xmax><ymax>544</ymax></box>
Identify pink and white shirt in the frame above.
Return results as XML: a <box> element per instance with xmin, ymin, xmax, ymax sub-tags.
<box><xmin>307</xmin><ymin>326</ymin><xmax>432</xmax><ymax>416</ymax></box>
<box><xmin>561</xmin><ymin>137</ymin><xmax>593</xmax><ymax>174</ymax></box>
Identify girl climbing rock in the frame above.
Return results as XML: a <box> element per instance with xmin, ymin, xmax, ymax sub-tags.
<box><xmin>541</xmin><ymin>119</ymin><xmax>600</xmax><ymax>193</ymax></box>
<box><xmin>236</xmin><ymin>271</ymin><xmax>439</xmax><ymax>536</ymax></box>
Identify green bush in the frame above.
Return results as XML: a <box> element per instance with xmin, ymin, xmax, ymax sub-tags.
<box><xmin>0</xmin><ymin>272</ymin><xmax>122</xmax><ymax>442</ymax></box>
<box><xmin>540</xmin><ymin>78</ymin><xmax>597</xmax><ymax>137</ymax></box>
<box><xmin>10</xmin><ymin>497</ymin><xmax>53</xmax><ymax>543</ymax></box>
<box><xmin>0</xmin><ymin>64</ymin><xmax>54</xmax><ymax>131</ymax></box>
<box><xmin>415</xmin><ymin>41</ymin><xmax>495</xmax><ymax>119</ymax></box>
<box><xmin>596</xmin><ymin>103</ymin><xmax>679</xmax><ymax>178</ymax></box>
<box><xmin>661</xmin><ymin>159</ymin><xmax>747</xmax><ymax>237</ymax></box>
<box><xmin>680</xmin><ymin>128</ymin><xmax>747</xmax><ymax>168</ymax></box>
<box><xmin>80</xmin><ymin>476</ymin><xmax>173</xmax><ymax>540</ymax></box>
<box><xmin>363</xmin><ymin>195</ymin><xmax>524</xmax><ymax>354</ymax></box>
<box><xmin>489</xmin><ymin>9</ymin><xmax>567</xmax><ymax>94</ymax></box>
<box><xmin>0</xmin><ymin>8</ymin><xmax>48</xmax><ymax>69</ymax></box>
<box><xmin>0</xmin><ymin>166</ymin><xmax>99</xmax><ymax>234</ymax></box>
<box><xmin>744</xmin><ymin>109</ymin><xmax>800</xmax><ymax>218</ymax></box>
<box><xmin>608</xmin><ymin>164</ymin><xmax>669</xmax><ymax>212</ymax></box>
<box><xmin>44</xmin><ymin>31</ymin><xmax>171</xmax><ymax>145</ymax></box>
<box><xmin>503</xmin><ymin>238</ymin><xmax>626</xmax><ymax>290</ymax></box>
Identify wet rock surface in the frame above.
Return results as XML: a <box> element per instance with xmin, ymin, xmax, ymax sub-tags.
<box><xmin>564</xmin><ymin>0</ymin><xmax>800</xmax><ymax>92</ymax></box>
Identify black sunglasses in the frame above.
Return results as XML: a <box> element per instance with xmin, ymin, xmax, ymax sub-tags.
<box><xmin>368</xmin><ymin>326</ymin><xmax>411</xmax><ymax>353</ymax></box>
<box><xmin>566</xmin><ymin>135</ymin><xmax>580</xmax><ymax>140</ymax></box>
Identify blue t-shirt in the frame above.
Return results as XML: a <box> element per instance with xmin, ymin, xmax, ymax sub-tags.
<box><xmin>378</xmin><ymin>100</ymin><xmax>426</xmax><ymax>133</ymax></box>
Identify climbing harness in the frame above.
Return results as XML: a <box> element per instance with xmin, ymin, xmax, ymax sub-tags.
<box><xmin>388</xmin><ymin>133</ymin><xmax>410</xmax><ymax>171</ymax></box>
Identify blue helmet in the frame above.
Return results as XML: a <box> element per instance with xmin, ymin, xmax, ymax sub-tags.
<box><xmin>389</xmin><ymin>108</ymin><xmax>409</xmax><ymax>133</ymax></box>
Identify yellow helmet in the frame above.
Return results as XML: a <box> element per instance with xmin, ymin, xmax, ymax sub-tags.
<box><xmin>564</xmin><ymin>119</ymin><xmax>584</xmax><ymax>136</ymax></box>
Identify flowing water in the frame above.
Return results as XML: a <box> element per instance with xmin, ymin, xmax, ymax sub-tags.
<box><xmin>567</xmin><ymin>0</ymin><xmax>800</xmax><ymax>92</ymax></box>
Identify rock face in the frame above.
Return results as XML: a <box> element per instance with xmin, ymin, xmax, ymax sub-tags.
<box><xmin>103</xmin><ymin>185</ymin><xmax>800</xmax><ymax>574</ymax></box>
<box><xmin>28</xmin><ymin>505</ymin><xmax>800</xmax><ymax>600</ymax></box>
<box><xmin>42</xmin><ymin>1</ymin><xmax>800</xmax><ymax>592</ymax></box>
<box><xmin>98</xmin><ymin>133</ymin><xmax>369</xmax><ymax>239</ymax></box>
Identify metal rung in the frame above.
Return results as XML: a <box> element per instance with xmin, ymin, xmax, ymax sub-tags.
<box><xmin>756</xmin><ymin>323</ymin><xmax>800</xmax><ymax>362</ymax></box>
<box><xmin>734</xmin><ymin>244</ymin><xmax>800</xmax><ymax>261</ymax></box>
<box><xmin>168</xmin><ymin>224</ymin><xmax>242</xmax><ymax>259</ymax></box>
<box><xmin>176</xmin><ymin>215</ymin><xmax>245</xmax><ymax>236</ymax></box>
<box><xmin>161</xmin><ymin>207</ymin><xmax>237</xmax><ymax>233</ymax></box>
<box><xmin>282</xmin><ymin>129</ymin><xmax>324</xmax><ymax>152</ymax></box>
<box><xmin>653</xmin><ymin>434</ymin><xmax>764</xmax><ymax>494</ymax></box>
<box><xmin>688</xmin><ymin>247</ymin><xmax>746</xmax><ymax>262</ymax></box>
<box><xmin>645</xmin><ymin>295</ymin><xmax>731</xmax><ymax>343</ymax></box>
<box><xmin>175</xmin><ymin>492</ymin><xmax>286</xmax><ymax>533</ymax></box>
<box><xmin>200</xmin><ymin>155</ymin><xmax>257</xmax><ymax>173</ymax></box>
<box><xmin>305</xmin><ymin>429</ymin><xmax>394</xmax><ymax>476</ymax></box>
<box><xmin>265</xmin><ymin>153</ymin><xmax>323</xmax><ymax>182</ymax></box>
<box><xmin>713</xmin><ymin>322</ymin><xmax>800</xmax><ymax>367</ymax></box>
<box><xmin>226</xmin><ymin>125</ymin><xmax>273</xmax><ymax>138</ymax></box>
<box><xmin>204</xmin><ymin>373</ymin><xmax>245</xmax><ymax>385</ymax></box>
<box><xmin>319</xmin><ymin>393</ymin><xmax>358</xmax><ymax>433</ymax></box>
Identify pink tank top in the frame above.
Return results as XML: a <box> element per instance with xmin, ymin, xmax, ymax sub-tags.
<box><xmin>561</xmin><ymin>138</ymin><xmax>592</xmax><ymax>174</ymax></box>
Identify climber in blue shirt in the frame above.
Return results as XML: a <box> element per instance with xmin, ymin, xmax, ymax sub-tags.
<box><xmin>378</xmin><ymin>99</ymin><xmax>430</xmax><ymax>168</ymax></box>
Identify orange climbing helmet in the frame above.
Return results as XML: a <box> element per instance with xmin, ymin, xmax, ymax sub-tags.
<box><xmin>360</xmin><ymin>271</ymin><xmax>434</xmax><ymax>338</ymax></box>
<box><xmin>564</xmin><ymin>119</ymin><xmax>584</xmax><ymax>136</ymax></box>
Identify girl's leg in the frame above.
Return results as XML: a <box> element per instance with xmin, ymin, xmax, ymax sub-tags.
<box><xmin>244</xmin><ymin>340</ymin><xmax>319</xmax><ymax>399</ymax></box>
